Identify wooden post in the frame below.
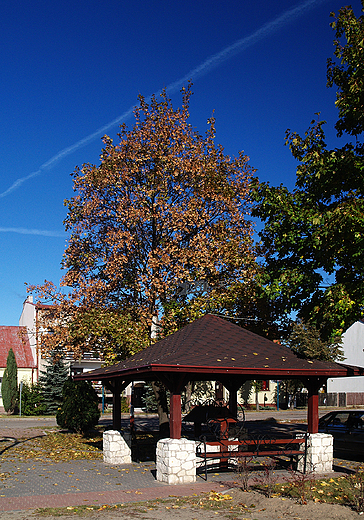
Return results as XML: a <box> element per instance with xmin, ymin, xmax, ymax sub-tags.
<box><xmin>113</xmin><ymin>379</ymin><xmax>122</xmax><ymax>431</ymax></box>
<box><xmin>159</xmin><ymin>373</ymin><xmax>187</xmax><ymax>440</ymax></box>
<box><xmin>215</xmin><ymin>381</ymin><xmax>223</xmax><ymax>401</ymax></box>
<box><xmin>169</xmin><ymin>392</ymin><xmax>182</xmax><ymax>439</ymax></box>
<box><xmin>307</xmin><ymin>389</ymin><xmax>318</xmax><ymax>433</ymax></box>
<box><xmin>229</xmin><ymin>387</ymin><xmax>238</xmax><ymax>418</ymax></box>
<box><xmin>221</xmin><ymin>378</ymin><xmax>241</xmax><ymax>418</ymax></box>
<box><xmin>306</xmin><ymin>377</ymin><xmax>326</xmax><ymax>434</ymax></box>
<box><xmin>104</xmin><ymin>379</ymin><xmax>127</xmax><ymax>431</ymax></box>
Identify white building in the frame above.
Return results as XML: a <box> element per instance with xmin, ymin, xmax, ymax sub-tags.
<box><xmin>327</xmin><ymin>320</ymin><xmax>364</xmax><ymax>400</ymax></box>
<box><xmin>19</xmin><ymin>295</ymin><xmax>102</xmax><ymax>380</ymax></box>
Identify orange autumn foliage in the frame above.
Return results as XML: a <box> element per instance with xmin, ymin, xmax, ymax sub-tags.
<box><xmin>29</xmin><ymin>84</ymin><xmax>256</xmax><ymax>361</ymax></box>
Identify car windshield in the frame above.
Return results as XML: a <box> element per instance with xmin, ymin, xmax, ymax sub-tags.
<box><xmin>323</xmin><ymin>411</ymin><xmax>364</xmax><ymax>429</ymax></box>
<box><xmin>348</xmin><ymin>412</ymin><xmax>364</xmax><ymax>429</ymax></box>
<box><xmin>329</xmin><ymin>412</ymin><xmax>350</xmax><ymax>426</ymax></box>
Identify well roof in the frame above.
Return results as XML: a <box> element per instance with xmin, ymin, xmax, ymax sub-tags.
<box><xmin>76</xmin><ymin>314</ymin><xmax>362</xmax><ymax>382</ymax></box>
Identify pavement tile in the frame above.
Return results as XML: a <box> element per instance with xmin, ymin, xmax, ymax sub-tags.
<box><xmin>0</xmin><ymin>457</ymin><xmax>236</xmax><ymax>511</ymax></box>
<box><xmin>1</xmin><ymin>413</ymin><xmax>363</xmax><ymax>513</ymax></box>
<box><xmin>1</xmin><ymin>455</ymin><xmax>349</xmax><ymax>513</ymax></box>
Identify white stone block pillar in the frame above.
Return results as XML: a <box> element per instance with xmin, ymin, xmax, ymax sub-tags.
<box><xmin>103</xmin><ymin>430</ymin><xmax>132</xmax><ymax>464</ymax></box>
<box><xmin>297</xmin><ymin>433</ymin><xmax>333</xmax><ymax>473</ymax></box>
<box><xmin>156</xmin><ymin>438</ymin><xmax>196</xmax><ymax>484</ymax></box>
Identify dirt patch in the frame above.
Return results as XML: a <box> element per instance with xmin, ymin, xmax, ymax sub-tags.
<box><xmin>0</xmin><ymin>488</ymin><xmax>361</xmax><ymax>519</ymax></box>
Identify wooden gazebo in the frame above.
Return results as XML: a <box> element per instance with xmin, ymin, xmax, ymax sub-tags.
<box><xmin>75</xmin><ymin>314</ymin><xmax>363</xmax><ymax>437</ymax></box>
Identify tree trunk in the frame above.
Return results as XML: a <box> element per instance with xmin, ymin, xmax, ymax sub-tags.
<box><xmin>152</xmin><ymin>381</ymin><xmax>170</xmax><ymax>436</ymax></box>
<box><xmin>184</xmin><ymin>381</ymin><xmax>193</xmax><ymax>413</ymax></box>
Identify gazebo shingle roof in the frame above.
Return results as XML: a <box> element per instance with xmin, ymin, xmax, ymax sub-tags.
<box><xmin>76</xmin><ymin>314</ymin><xmax>361</xmax><ymax>382</ymax></box>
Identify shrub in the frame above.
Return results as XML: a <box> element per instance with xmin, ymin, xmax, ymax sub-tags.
<box><xmin>20</xmin><ymin>382</ymin><xmax>47</xmax><ymax>416</ymax></box>
<box><xmin>56</xmin><ymin>379</ymin><xmax>100</xmax><ymax>434</ymax></box>
<box><xmin>120</xmin><ymin>396</ymin><xmax>130</xmax><ymax>413</ymax></box>
<box><xmin>235</xmin><ymin>456</ymin><xmax>253</xmax><ymax>492</ymax></box>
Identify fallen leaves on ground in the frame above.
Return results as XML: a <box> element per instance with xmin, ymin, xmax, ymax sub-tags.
<box><xmin>277</xmin><ymin>472</ymin><xmax>364</xmax><ymax>509</ymax></box>
<box><xmin>0</xmin><ymin>432</ymin><xmax>103</xmax><ymax>462</ymax></box>
<box><xmin>34</xmin><ymin>492</ymin><xmax>252</xmax><ymax>517</ymax></box>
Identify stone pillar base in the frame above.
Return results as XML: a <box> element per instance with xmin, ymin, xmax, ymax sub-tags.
<box><xmin>103</xmin><ymin>430</ymin><xmax>132</xmax><ymax>464</ymax></box>
<box><xmin>156</xmin><ymin>438</ymin><xmax>196</xmax><ymax>484</ymax></box>
<box><xmin>297</xmin><ymin>433</ymin><xmax>333</xmax><ymax>473</ymax></box>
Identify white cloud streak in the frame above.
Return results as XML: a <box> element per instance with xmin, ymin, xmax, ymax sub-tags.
<box><xmin>0</xmin><ymin>0</ymin><xmax>328</xmax><ymax>201</ymax></box>
<box><xmin>0</xmin><ymin>227</ymin><xmax>65</xmax><ymax>237</ymax></box>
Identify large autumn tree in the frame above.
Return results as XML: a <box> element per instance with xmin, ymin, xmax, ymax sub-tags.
<box><xmin>253</xmin><ymin>3</ymin><xmax>364</xmax><ymax>344</ymax></box>
<box><xmin>30</xmin><ymin>84</ymin><xmax>257</xmax><ymax>432</ymax></box>
<box><xmin>30</xmin><ymin>84</ymin><xmax>257</xmax><ymax>360</ymax></box>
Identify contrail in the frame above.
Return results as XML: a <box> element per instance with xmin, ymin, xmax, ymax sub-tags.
<box><xmin>0</xmin><ymin>0</ymin><xmax>329</xmax><ymax>199</ymax></box>
<box><xmin>0</xmin><ymin>227</ymin><xmax>65</xmax><ymax>237</ymax></box>
<box><xmin>0</xmin><ymin>105</ymin><xmax>135</xmax><ymax>199</ymax></box>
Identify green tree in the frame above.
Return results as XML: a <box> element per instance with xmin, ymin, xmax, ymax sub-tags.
<box><xmin>239</xmin><ymin>381</ymin><xmax>252</xmax><ymax>408</ymax></box>
<box><xmin>38</xmin><ymin>351</ymin><xmax>69</xmax><ymax>414</ymax></box>
<box><xmin>285</xmin><ymin>321</ymin><xmax>344</xmax><ymax>362</ymax></box>
<box><xmin>141</xmin><ymin>382</ymin><xmax>169</xmax><ymax>413</ymax></box>
<box><xmin>1</xmin><ymin>348</ymin><xmax>18</xmax><ymax>414</ymax></box>
<box><xmin>252</xmin><ymin>380</ymin><xmax>263</xmax><ymax>411</ymax></box>
<box><xmin>56</xmin><ymin>379</ymin><xmax>100</xmax><ymax>434</ymax></box>
<box><xmin>253</xmin><ymin>2</ymin><xmax>364</xmax><ymax>341</ymax></box>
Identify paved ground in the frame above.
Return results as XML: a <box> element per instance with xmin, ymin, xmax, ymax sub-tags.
<box><xmin>0</xmin><ymin>457</ymin><xmax>237</xmax><ymax>511</ymax></box>
<box><xmin>0</xmin><ymin>414</ymin><xmax>234</xmax><ymax>512</ymax></box>
<box><xmin>0</xmin><ymin>410</ymin><xmax>361</xmax><ymax>514</ymax></box>
<box><xmin>0</xmin><ymin>408</ymin><xmax>319</xmax><ymax>431</ymax></box>
<box><xmin>1</xmin><ymin>454</ymin><xmax>360</xmax><ymax>513</ymax></box>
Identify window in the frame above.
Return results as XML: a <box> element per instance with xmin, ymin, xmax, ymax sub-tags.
<box><xmin>71</xmin><ymin>367</ymin><xmax>83</xmax><ymax>377</ymax></box>
<box><xmin>261</xmin><ymin>380</ymin><xmax>270</xmax><ymax>391</ymax></box>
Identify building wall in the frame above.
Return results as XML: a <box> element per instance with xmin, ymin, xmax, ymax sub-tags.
<box><xmin>327</xmin><ymin>321</ymin><xmax>364</xmax><ymax>393</ymax></box>
<box><xmin>244</xmin><ymin>380</ymin><xmax>277</xmax><ymax>407</ymax></box>
<box><xmin>19</xmin><ymin>296</ymin><xmax>102</xmax><ymax>381</ymax></box>
<box><xmin>19</xmin><ymin>295</ymin><xmax>37</xmax><ymax>366</ymax></box>
<box><xmin>0</xmin><ymin>367</ymin><xmax>34</xmax><ymax>409</ymax></box>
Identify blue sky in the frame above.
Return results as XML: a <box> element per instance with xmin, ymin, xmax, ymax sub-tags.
<box><xmin>0</xmin><ymin>0</ymin><xmax>360</xmax><ymax>325</ymax></box>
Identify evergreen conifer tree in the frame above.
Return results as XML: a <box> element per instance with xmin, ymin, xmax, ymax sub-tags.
<box><xmin>38</xmin><ymin>351</ymin><xmax>69</xmax><ymax>414</ymax></box>
<box><xmin>1</xmin><ymin>348</ymin><xmax>18</xmax><ymax>413</ymax></box>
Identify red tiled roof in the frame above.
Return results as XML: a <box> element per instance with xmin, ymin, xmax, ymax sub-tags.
<box><xmin>0</xmin><ymin>326</ymin><xmax>35</xmax><ymax>368</ymax></box>
<box><xmin>76</xmin><ymin>314</ymin><xmax>363</xmax><ymax>381</ymax></box>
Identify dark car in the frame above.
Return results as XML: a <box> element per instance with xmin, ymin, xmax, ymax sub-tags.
<box><xmin>318</xmin><ymin>410</ymin><xmax>364</xmax><ymax>459</ymax></box>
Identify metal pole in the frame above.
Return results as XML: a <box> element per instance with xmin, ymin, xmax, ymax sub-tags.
<box><xmin>19</xmin><ymin>381</ymin><xmax>23</xmax><ymax>417</ymax></box>
<box><xmin>277</xmin><ymin>381</ymin><xmax>280</xmax><ymax>411</ymax></box>
<box><xmin>102</xmin><ymin>385</ymin><xmax>105</xmax><ymax>414</ymax></box>
<box><xmin>130</xmin><ymin>382</ymin><xmax>135</xmax><ymax>433</ymax></box>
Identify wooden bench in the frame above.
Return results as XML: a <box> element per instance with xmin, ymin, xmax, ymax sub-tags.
<box><xmin>196</xmin><ymin>434</ymin><xmax>308</xmax><ymax>480</ymax></box>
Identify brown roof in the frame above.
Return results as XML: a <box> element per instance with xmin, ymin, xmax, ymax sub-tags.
<box><xmin>76</xmin><ymin>314</ymin><xmax>363</xmax><ymax>382</ymax></box>
<box><xmin>0</xmin><ymin>326</ymin><xmax>35</xmax><ymax>368</ymax></box>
